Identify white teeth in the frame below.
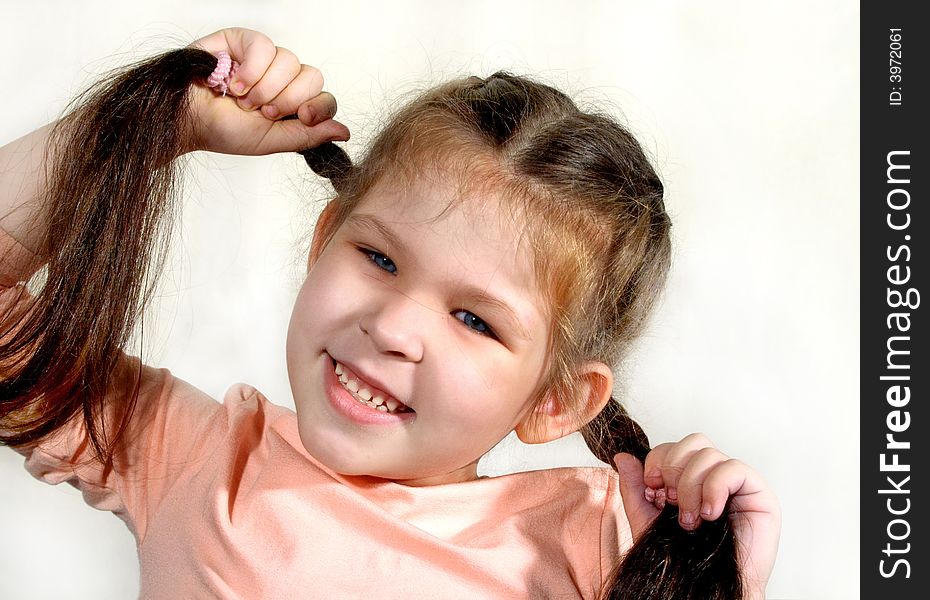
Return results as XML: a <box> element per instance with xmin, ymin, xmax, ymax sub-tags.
<box><xmin>333</xmin><ymin>361</ymin><xmax>409</xmax><ymax>414</ymax></box>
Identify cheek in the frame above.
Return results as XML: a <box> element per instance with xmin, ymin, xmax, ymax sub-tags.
<box><xmin>286</xmin><ymin>284</ymin><xmax>322</xmax><ymax>359</ymax></box>
<box><xmin>438</xmin><ymin>354</ymin><xmax>542</xmax><ymax>431</ymax></box>
<box><xmin>286</xmin><ymin>270</ymin><xmax>347</xmax><ymax>381</ymax></box>
<box><xmin>292</xmin><ymin>257</ymin><xmax>360</xmax><ymax>332</ymax></box>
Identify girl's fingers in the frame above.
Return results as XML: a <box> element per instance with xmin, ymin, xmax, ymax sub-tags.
<box><xmin>673</xmin><ymin>446</ymin><xmax>729</xmax><ymax>529</ymax></box>
<box><xmin>296</xmin><ymin>93</ymin><xmax>339</xmax><ymax>127</ymax></box>
<box><xmin>222</xmin><ymin>30</ymin><xmax>277</xmax><ymax>96</ymax></box>
<box><xmin>186</xmin><ymin>28</ymin><xmax>348</xmax><ymax>156</ymax></box>
<box><xmin>636</xmin><ymin>433</ymin><xmax>780</xmax><ymax>588</ymax></box>
<box><xmin>613</xmin><ymin>453</ymin><xmax>661</xmax><ymax>539</ymax></box>
<box><xmin>188</xmin><ymin>29</ymin><xmax>233</xmax><ymax>54</ymax></box>
<box><xmin>190</xmin><ymin>28</ymin><xmax>278</xmax><ymax>97</ymax></box>
<box><xmin>238</xmin><ymin>46</ymin><xmax>303</xmax><ymax>112</ymax></box>
<box><xmin>643</xmin><ymin>432</ymin><xmax>713</xmax><ymax>493</ymax></box>
<box><xmin>262</xmin><ymin>65</ymin><xmax>327</xmax><ymax>120</ymax></box>
<box><xmin>642</xmin><ymin>442</ymin><xmax>673</xmax><ymax>489</ymax></box>
<box><xmin>258</xmin><ymin>117</ymin><xmax>350</xmax><ymax>154</ymax></box>
<box><xmin>701</xmin><ymin>458</ymin><xmax>766</xmax><ymax>521</ymax></box>
<box><xmin>658</xmin><ymin>432</ymin><xmax>714</xmax><ymax>503</ymax></box>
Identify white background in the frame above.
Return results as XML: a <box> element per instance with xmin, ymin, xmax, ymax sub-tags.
<box><xmin>0</xmin><ymin>2</ymin><xmax>858</xmax><ymax>599</ymax></box>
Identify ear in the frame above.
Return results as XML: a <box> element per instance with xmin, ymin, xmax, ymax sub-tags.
<box><xmin>515</xmin><ymin>361</ymin><xmax>614</xmax><ymax>444</ymax></box>
<box><xmin>307</xmin><ymin>199</ymin><xmax>342</xmax><ymax>270</ymax></box>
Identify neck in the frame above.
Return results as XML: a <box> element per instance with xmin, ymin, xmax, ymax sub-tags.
<box><xmin>392</xmin><ymin>459</ymin><xmax>481</xmax><ymax>487</ymax></box>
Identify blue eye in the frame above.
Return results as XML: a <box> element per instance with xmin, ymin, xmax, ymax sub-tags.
<box><xmin>356</xmin><ymin>247</ymin><xmax>494</xmax><ymax>339</ymax></box>
<box><xmin>453</xmin><ymin>310</ymin><xmax>495</xmax><ymax>338</ymax></box>
<box><xmin>360</xmin><ymin>248</ymin><xmax>397</xmax><ymax>274</ymax></box>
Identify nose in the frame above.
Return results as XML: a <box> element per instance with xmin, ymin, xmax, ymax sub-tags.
<box><xmin>358</xmin><ymin>293</ymin><xmax>426</xmax><ymax>362</ymax></box>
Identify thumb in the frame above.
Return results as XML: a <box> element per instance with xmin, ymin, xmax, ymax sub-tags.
<box><xmin>614</xmin><ymin>452</ymin><xmax>660</xmax><ymax>539</ymax></box>
<box><xmin>260</xmin><ymin>118</ymin><xmax>351</xmax><ymax>154</ymax></box>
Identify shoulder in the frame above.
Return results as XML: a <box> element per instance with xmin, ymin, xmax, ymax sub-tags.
<box><xmin>506</xmin><ymin>464</ymin><xmax>618</xmax><ymax>503</ymax></box>
<box><xmin>507</xmin><ymin>466</ymin><xmax>630</xmax><ymax>595</ymax></box>
<box><xmin>197</xmin><ymin>381</ymin><xmax>299</xmax><ymax>455</ymax></box>
<box><xmin>215</xmin><ymin>382</ymin><xmax>295</xmax><ymax>428</ymax></box>
<box><xmin>137</xmin><ymin>377</ymin><xmax>292</xmax><ymax>438</ymax></box>
<box><xmin>483</xmin><ymin>465</ymin><xmax>622</xmax><ymax>540</ymax></box>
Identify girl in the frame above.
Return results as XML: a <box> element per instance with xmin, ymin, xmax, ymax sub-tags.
<box><xmin>0</xmin><ymin>27</ymin><xmax>779</xmax><ymax>599</ymax></box>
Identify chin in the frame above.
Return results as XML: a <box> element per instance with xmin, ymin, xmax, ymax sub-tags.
<box><xmin>293</xmin><ymin>416</ymin><xmax>379</xmax><ymax>476</ymax></box>
<box><xmin>294</xmin><ymin>423</ymin><xmax>414</xmax><ymax>480</ymax></box>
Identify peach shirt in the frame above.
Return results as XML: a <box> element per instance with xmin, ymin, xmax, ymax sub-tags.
<box><xmin>1</xmin><ymin>227</ymin><xmax>631</xmax><ymax>599</ymax></box>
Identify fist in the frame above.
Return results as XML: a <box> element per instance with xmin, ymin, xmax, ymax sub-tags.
<box><xmin>186</xmin><ymin>28</ymin><xmax>350</xmax><ymax>155</ymax></box>
<box><xmin>614</xmin><ymin>433</ymin><xmax>781</xmax><ymax>598</ymax></box>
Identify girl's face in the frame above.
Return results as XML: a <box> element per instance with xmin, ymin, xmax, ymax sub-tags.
<box><xmin>286</xmin><ymin>172</ymin><xmax>553</xmax><ymax>486</ymax></box>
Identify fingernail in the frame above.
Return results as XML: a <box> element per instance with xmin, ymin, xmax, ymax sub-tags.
<box><xmin>645</xmin><ymin>468</ymin><xmax>661</xmax><ymax>480</ymax></box>
<box><xmin>655</xmin><ymin>488</ymin><xmax>667</xmax><ymax>510</ymax></box>
<box><xmin>666</xmin><ymin>487</ymin><xmax>677</xmax><ymax>501</ymax></box>
<box><xmin>701</xmin><ymin>502</ymin><xmax>713</xmax><ymax>517</ymax></box>
<box><xmin>307</xmin><ymin>109</ymin><xmax>324</xmax><ymax>126</ymax></box>
<box><xmin>239</xmin><ymin>97</ymin><xmax>254</xmax><ymax>110</ymax></box>
<box><xmin>680</xmin><ymin>511</ymin><xmax>696</xmax><ymax>529</ymax></box>
<box><xmin>644</xmin><ymin>487</ymin><xmax>656</xmax><ymax>502</ymax></box>
<box><xmin>231</xmin><ymin>80</ymin><xmax>246</xmax><ymax>95</ymax></box>
<box><xmin>263</xmin><ymin>105</ymin><xmax>279</xmax><ymax>119</ymax></box>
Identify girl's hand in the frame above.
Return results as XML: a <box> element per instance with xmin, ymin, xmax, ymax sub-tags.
<box><xmin>186</xmin><ymin>28</ymin><xmax>350</xmax><ymax>155</ymax></box>
<box><xmin>613</xmin><ymin>434</ymin><xmax>781</xmax><ymax>599</ymax></box>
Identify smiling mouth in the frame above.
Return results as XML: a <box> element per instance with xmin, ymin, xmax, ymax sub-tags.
<box><xmin>330</xmin><ymin>357</ymin><xmax>415</xmax><ymax>414</ymax></box>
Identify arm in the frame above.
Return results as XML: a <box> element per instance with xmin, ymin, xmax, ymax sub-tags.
<box><xmin>0</xmin><ymin>123</ymin><xmax>53</xmax><ymax>260</ymax></box>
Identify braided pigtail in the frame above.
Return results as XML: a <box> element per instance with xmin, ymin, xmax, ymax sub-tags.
<box><xmin>0</xmin><ymin>47</ymin><xmax>226</xmax><ymax>467</ymax></box>
<box><xmin>300</xmin><ymin>143</ymin><xmax>354</xmax><ymax>196</ymax></box>
<box><xmin>582</xmin><ymin>401</ymin><xmax>742</xmax><ymax>599</ymax></box>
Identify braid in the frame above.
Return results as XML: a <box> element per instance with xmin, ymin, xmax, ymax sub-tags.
<box><xmin>299</xmin><ymin>142</ymin><xmax>354</xmax><ymax>196</ymax></box>
<box><xmin>582</xmin><ymin>397</ymin><xmax>650</xmax><ymax>463</ymax></box>
<box><xmin>582</xmin><ymin>403</ymin><xmax>743</xmax><ymax>600</ymax></box>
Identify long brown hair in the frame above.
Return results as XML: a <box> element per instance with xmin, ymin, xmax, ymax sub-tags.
<box><xmin>0</xmin><ymin>48</ymin><xmax>217</xmax><ymax>464</ymax></box>
<box><xmin>0</xmin><ymin>49</ymin><xmax>742</xmax><ymax>598</ymax></box>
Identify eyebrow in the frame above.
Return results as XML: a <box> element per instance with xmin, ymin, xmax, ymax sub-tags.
<box><xmin>346</xmin><ymin>213</ymin><xmax>409</xmax><ymax>256</ymax></box>
<box><xmin>345</xmin><ymin>213</ymin><xmax>533</xmax><ymax>342</ymax></box>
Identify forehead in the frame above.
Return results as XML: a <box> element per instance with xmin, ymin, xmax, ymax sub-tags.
<box><xmin>357</xmin><ymin>166</ymin><xmax>521</xmax><ymax>228</ymax></box>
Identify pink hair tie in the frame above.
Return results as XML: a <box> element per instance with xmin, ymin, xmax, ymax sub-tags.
<box><xmin>206</xmin><ymin>51</ymin><xmax>240</xmax><ymax>96</ymax></box>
